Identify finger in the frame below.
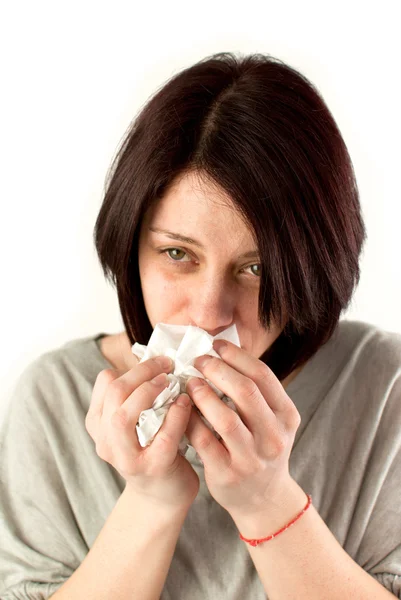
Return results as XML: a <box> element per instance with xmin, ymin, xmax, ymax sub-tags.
<box><xmin>146</xmin><ymin>393</ymin><xmax>193</xmax><ymax>467</ymax></box>
<box><xmin>107</xmin><ymin>372</ymin><xmax>171</xmax><ymax>457</ymax></box>
<box><xmin>184</xmin><ymin>402</ymin><xmax>231</xmax><ymax>470</ymax></box>
<box><xmin>193</xmin><ymin>355</ymin><xmax>277</xmax><ymax>438</ymax></box>
<box><xmin>214</xmin><ymin>340</ymin><xmax>300</xmax><ymax>431</ymax></box>
<box><xmin>186</xmin><ymin>377</ymin><xmax>254</xmax><ymax>458</ymax></box>
<box><xmin>102</xmin><ymin>355</ymin><xmax>174</xmax><ymax>423</ymax></box>
<box><xmin>212</xmin><ymin>340</ymin><xmax>294</xmax><ymax>415</ymax></box>
<box><xmin>85</xmin><ymin>368</ymin><xmax>122</xmax><ymax>440</ymax></box>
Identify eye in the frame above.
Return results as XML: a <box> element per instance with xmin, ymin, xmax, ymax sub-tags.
<box><xmin>244</xmin><ymin>264</ymin><xmax>261</xmax><ymax>277</ymax></box>
<box><xmin>163</xmin><ymin>248</ymin><xmax>191</xmax><ymax>262</ymax></box>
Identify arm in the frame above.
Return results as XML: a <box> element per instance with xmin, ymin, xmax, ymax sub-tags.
<box><xmin>230</xmin><ymin>477</ymin><xmax>397</xmax><ymax>600</ymax></box>
<box><xmin>185</xmin><ymin>341</ymin><xmax>401</xmax><ymax>599</ymax></box>
<box><xmin>50</xmin><ymin>485</ymin><xmax>189</xmax><ymax>600</ymax></box>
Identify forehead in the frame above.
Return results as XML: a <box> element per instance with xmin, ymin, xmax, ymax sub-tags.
<box><xmin>145</xmin><ymin>171</ymin><xmax>255</xmax><ymax>246</ymax></box>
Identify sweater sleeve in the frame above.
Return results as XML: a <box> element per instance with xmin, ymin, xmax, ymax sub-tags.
<box><xmin>0</xmin><ymin>357</ymin><xmax>88</xmax><ymax>600</ymax></box>
<box><xmin>356</xmin><ymin>371</ymin><xmax>401</xmax><ymax>599</ymax></box>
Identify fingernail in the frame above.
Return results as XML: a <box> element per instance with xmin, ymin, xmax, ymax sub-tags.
<box><xmin>195</xmin><ymin>355</ymin><xmax>213</xmax><ymax>369</ymax></box>
<box><xmin>155</xmin><ymin>356</ymin><xmax>173</xmax><ymax>370</ymax></box>
<box><xmin>177</xmin><ymin>393</ymin><xmax>190</xmax><ymax>407</ymax></box>
<box><xmin>187</xmin><ymin>377</ymin><xmax>207</xmax><ymax>393</ymax></box>
<box><xmin>151</xmin><ymin>373</ymin><xmax>168</xmax><ymax>386</ymax></box>
<box><xmin>213</xmin><ymin>340</ymin><xmax>227</xmax><ymax>354</ymax></box>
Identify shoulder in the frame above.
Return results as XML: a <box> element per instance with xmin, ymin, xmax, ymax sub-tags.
<box><xmin>325</xmin><ymin>320</ymin><xmax>401</xmax><ymax>421</ymax></box>
<box><xmin>301</xmin><ymin>319</ymin><xmax>401</xmax><ymax>411</ymax></box>
<box><xmin>324</xmin><ymin>319</ymin><xmax>401</xmax><ymax>378</ymax></box>
<box><xmin>334</xmin><ymin>319</ymin><xmax>401</xmax><ymax>374</ymax></box>
<box><xmin>4</xmin><ymin>333</ymin><xmax>108</xmax><ymax>422</ymax></box>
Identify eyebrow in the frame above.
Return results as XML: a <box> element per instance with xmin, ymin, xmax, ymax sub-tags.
<box><xmin>148</xmin><ymin>227</ymin><xmax>260</xmax><ymax>260</ymax></box>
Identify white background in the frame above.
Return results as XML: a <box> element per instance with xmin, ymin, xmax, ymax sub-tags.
<box><xmin>0</xmin><ymin>1</ymin><xmax>400</xmax><ymax>422</ymax></box>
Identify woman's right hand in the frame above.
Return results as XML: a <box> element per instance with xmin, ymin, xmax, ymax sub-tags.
<box><xmin>85</xmin><ymin>356</ymin><xmax>200</xmax><ymax>511</ymax></box>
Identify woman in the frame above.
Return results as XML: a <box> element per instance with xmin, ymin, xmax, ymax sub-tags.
<box><xmin>1</xmin><ymin>52</ymin><xmax>400</xmax><ymax>599</ymax></box>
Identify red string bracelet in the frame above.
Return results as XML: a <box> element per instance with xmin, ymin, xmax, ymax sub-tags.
<box><xmin>239</xmin><ymin>493</ymin><xmax>312</xmax><ymax>547</ymax></box>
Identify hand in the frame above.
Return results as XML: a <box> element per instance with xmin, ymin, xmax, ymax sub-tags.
<box><xmin>85</xmin><ymin>356</ymin><xmax>200</xmax><ymax>512</ymax></box>
<box><xmin>184</xmin><ymin>340</ymin><xmax>301</xmax><ymax>518</ymax></box>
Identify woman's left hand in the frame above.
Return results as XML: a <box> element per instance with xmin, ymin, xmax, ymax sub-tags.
<box><xmin>184</xmin><ymin>339</ymin><xmax>302</xmax><ymax>519</ymax></box>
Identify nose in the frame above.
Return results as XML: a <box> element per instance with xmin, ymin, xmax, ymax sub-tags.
<box><xmin>187</xmin><ymin>275</ymin><xmax>235</xmax><ymax>336</ymax></box>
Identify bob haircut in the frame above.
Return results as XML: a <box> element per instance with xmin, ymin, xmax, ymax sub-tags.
<box><xmin>94</xmin><ymin>51</ymin><xmax>366</xmax><ymax>382</ymax></box>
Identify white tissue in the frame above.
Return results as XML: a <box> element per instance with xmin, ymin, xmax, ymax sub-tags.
<box><xmin>132</xmin><ymin>323</ymin><xmax>241</xmax><ymax>458</ymax></box>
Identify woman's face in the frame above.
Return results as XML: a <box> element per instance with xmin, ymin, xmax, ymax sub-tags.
<box><xmin>138</xmin><ymin>171</ymin><xmax>284</xmax><ymax>359</ymax></box>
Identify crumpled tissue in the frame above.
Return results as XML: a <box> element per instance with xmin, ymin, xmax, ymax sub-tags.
<box><xmin>132</xmin><ymin>323</ymin><xmax>241</xmax><ymax>458</ymax></box>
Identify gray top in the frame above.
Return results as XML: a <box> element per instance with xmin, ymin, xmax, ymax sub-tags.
<box><xmin>1</xmin><ymin>319</ymin><xmax>401</xmax><ymax>599</ymax></box>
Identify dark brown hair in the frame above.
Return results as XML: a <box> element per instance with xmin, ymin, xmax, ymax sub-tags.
<box><xmin>93</xmin><ymin>51</ymin><xmax>366</xmax><ymax>382</ymax></box>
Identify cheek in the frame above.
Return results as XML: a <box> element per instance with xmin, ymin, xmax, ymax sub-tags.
<box><xmin>140</xmin><ymin>267</ymin><xmax>185</xmax><ymax>320</ymax></box>
<box><xmin>237</xmin><ymin>290</ymin><xmax>260</xmax><ymax>322</ymax></box>
<box><xmin>142</xmin><ymin>266</ymin><xmax>179</xmax><ymax>296</ymax></box>
<box><xmin>237</xmin><ymin>293</ymin><xmax>282</xmax><ymax>353</ymax></box>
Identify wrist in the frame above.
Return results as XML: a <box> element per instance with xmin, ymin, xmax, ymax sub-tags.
<box><xmin>122</xmin><ymin>483</ymin><xmax>192</xmax><ymax>523</ymax></box>
<box><xmin>229</xmin><ymin>476</ymin><xmax>308</xmax><ymax>541</ymax></box>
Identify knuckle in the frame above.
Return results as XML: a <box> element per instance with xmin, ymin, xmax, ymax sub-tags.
<box><xmin>269</xmin><ymin>435</ymin><xmax>286</xmax><ymax>456</ymax></box>
<box><xmin>254</xmin><ymin>363</ymin><xmax>270</xmax><ymax>382</ymax></box>
<box><xmin>223</xmin><ymin>471</ymin><xmax>242</xmax><ymax>487</ymax></box>
<box><xmin>154</xmin><ymin>428</ymin><xmax>175</xmax><ymax>448</ymax></box>
<box><xmin>219</xmin><ymin>413</ymin><xmax>242</xmax><ymax>436</ymax></box>
<box><xmin>240</xmin><ymin>379</ymin><xmax>260</xmax><ymax>402</ymax></box>
<box><xmin>111</xmin><ymin>408</ymin><xmax>129</xmax><ymax>429</ymax></box>
<box><xmin>98</xmin><ymin>368</ymin><xmax>119</xmax><ymax>384</ymax></box>
<box><xmin>195</xmin><ymin>431</ymin><xmax>215</xmax><ymax>452</ymax></box>
<box><xmin>140</xmin><ymin>362</ymin><xmax>158</xmax><ymax>381</ymax></box>
<box><xmin>107</xmin><ymin>379</ymin><xmax>129</xmax><ymax>402</ymax></box>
